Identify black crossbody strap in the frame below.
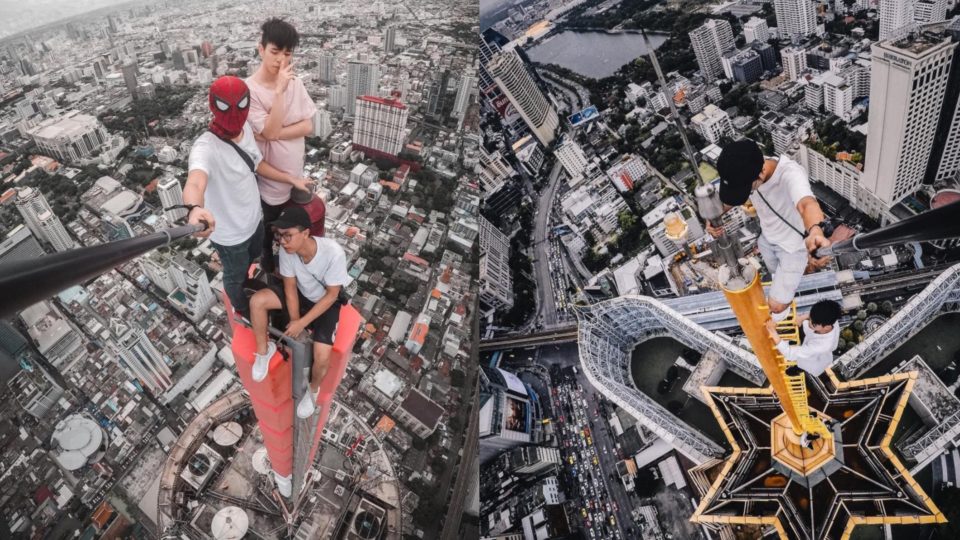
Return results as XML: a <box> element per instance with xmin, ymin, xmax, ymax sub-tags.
<box><xmin>755</xmin><ymin>188</ymin><xmax>806</xmax><ymax>239</ymax></box>
<box><xmin>210</xmin><ymin>131</ymin><xmax>256</xmax><ymax>173</ymax></box>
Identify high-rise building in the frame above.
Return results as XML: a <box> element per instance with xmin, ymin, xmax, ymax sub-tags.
<box><xmin>158</xmin><ymin>177</ymin><xmax>186</xmax><ymax>222</ymax></box>
<box><xmin>732</xmin><ymin>50</ymin><xmax>764</xmax><ymax>83</ymax></box>
<box><xmin>28</xmin><ymin>111</ymin><xmax>109</xmax><ymax>163</ymax></box>
<box><xmin>773</xmin><ymin>0</ymin><xmax>818</xmax><ymax>40</ymax></box>
<box><xmin>605</xmin><ymin>154</ymin><xmax>648</xmax><ymax>193</ymax></box>
<box><xmin>927</xmin><ymin>20</ymin><xmax>960</xmax><ymax>184</ymax></box>
<box><xmin>318</xmin><ymin>54</ymin><xmax>336</xmax><ymax>83</ymax></box>
<box><xmin>314</xmin><ymin>108</ymin><xmax>332</xmax><ymax>139</ymax></box>
<box><xmin>15</xmin><ymin>187</ymin><xmax>74</xmax><ymax>251</ymax></box>
<box><xmin>555</xmin><ymin>139</ymin><xmax>589</xmax><ymax>180</ymax></box>
<box><xmin>823</xmin><ymin>72</ymin><xmax>854</xmax><ymax>119</ymax></box>
<box><xmin>689</xmin><ymin>19</ymin><xmax>735</xmax><ymax>83</ymax></box>
<box><xmin>352</xmin><ymin>95</ymin><xmax>409</xmax><ymax>156</ymax></box>
<box><xmin>168</xmin><ymin>256</ymin><xmax>215</xmax><ymax>322</ymax></box>
<box><xmin>383</xmin><ymin>26</ymin><xmax>397</xmax><ymax>53</ymax></box>
<box><xmin>487</xmin><ymin>50</ymin><xmax>559</xmax><ymax>146</ymax></box>
<box><xmin>509</xmin><ymin>446</ymin><xmax>562</xmax><ymax>475</ymax></box>
<box><xmin>478</xmin><ymin>34</ymin><xmax>502</xmax><ymax>98</ymax></box>
<box><xmin>0</xmin><ymin>225</ymin><xmax>44</xmax><ymax>264</ymax></box>
<box><xmin>479</xmin><ymin>217</ymin><xmax>514</xmax><ymax>313</ymax></box>
<box><xmin>121</xmin><ymin>60</ymin><xmax>138</xmax><ymax>99</ymax></box>
<box><xmin>110</xmin><ymin>319</ymin><xmax>173</xmax><ymax>394</ymax></box>
<box><xmin>172</xmin><ymin>48</ymin><xmax>186</xmax><ymax>70</ymax></box>
<box><xmin>691</xmin><ymin>104</ymin><xmax>734</xmax><ymax>144</ymax></box>
<box><xmin>880</xmin><ymin>0</ymin><xmax>915</xmax><ymax>40</ymax></box>
<box><xmin>329</xmin><ymin>85</ymin><xmax>347</xmax><ymax>110</ymax></box>
<box><xmin>750</xmin><ymin>41</ymin><xmax>778</xmax><ymax>72</ymax></box>
<box><xmin>346</xmin><ymin>61</ymin><xmax>381</xmax><ymax>116</ymax></box>
<box><xmin>915</xmin><ymin>0</ymin><xmax>948</xmax><ymax>24</ymax></box>
<box><xmin>743</xmin><ymin>17</ymin><xmax>770</xmax><ymax>43</ymax></box>
<box><xmin>863</xmin><ymin>29</ymin><xmax>955</xmax><ymax>207</ymax></box>
<box><xmin>479</xmin><ymin>147</ymin><xmax>513</xmax><ymax>196</ymax></box>
<box><xmin>452</xmin><ymin>74</ymin><xmax>476</xmax><ymax>123</ymax></box>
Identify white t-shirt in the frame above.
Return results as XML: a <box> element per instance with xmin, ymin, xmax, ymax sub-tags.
<box><xmin>749</xmin><ymin>155</ymin><xmax>814</xmax><ymax>254</ymax></box>
<box><xmin>188</xmin><ymin>123</ymin><xmax>264</xmax><ymax>246</ymax></box>
<box><xmin>776</xmin><ymin>319</ymin><xmax>840</xmax><ymax>376</ymax></box>
<box><xmin>279</xmin><ymin>237</ymin><xmax>352</xmax><ymax>302</ymax></box>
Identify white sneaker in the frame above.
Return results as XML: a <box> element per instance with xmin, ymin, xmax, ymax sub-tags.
<box><xmin>252</xmin><ymin>342</ymin><xmax>276</xmax><ymax>382</ymax></box>
<box><xmin>297</xmin><ymin>388</ymin><xmax>318</xmax><ymax>418</ymax></box>
<box><xmin>274</xmin><ymin>472</ymin><xmax>292</xmax><ymax>497</ymax></box>
<box><xmin>770</xmin><ymin>308</ymin><xmax>790</xmax><ymax>323</ymax></box>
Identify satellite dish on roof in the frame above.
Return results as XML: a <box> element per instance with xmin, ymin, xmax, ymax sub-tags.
<box><xmin>211</xmin><ymin>506</ymin><xmax>248</xmax><ymax>540</ymax></box>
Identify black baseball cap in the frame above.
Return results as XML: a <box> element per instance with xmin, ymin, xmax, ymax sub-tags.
<box><xmin>716</xmin><ymin>139</ymin><xmax>764</xmax><ymax>206</ymax></box>
<box><xmin>270</xmin><ymin>206</ymin><xmax>311</xmax><ymax>230</ymax></box>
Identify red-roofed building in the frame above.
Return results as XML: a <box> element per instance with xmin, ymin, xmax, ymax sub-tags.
<box><xmin>403</xmin><ymin>252</ymin><xmax>430</xmax><ymax>267</ymax></box>
<box><xmin>352</xmin><ymin>95</ymin><xmax>409</xmax><ymax>156</ymax></box>
<box><xmin>405</xmin><ymin>314</ymin><xmax>430</xmax><ymax>355</ymax></box>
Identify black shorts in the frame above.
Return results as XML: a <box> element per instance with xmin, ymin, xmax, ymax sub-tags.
<box><xmin>269</xmin><ymin>284</ymin><xmax>344</xmax><ymax>345</ymax></box>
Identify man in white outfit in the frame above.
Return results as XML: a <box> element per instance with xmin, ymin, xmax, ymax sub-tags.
<box><xmin>707</xmin><ymin>140</ymin><xmax>832</xmax><ymax>321</ymax></box>
<box><xmin>765</xmin><ymin>300</ymin><xmax>842</xmax><ymax>377</ymax></box>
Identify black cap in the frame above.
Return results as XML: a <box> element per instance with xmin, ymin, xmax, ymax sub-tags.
<box><xmin>716</xmin><ymin>139</ymin><xmax>764</xmax><ymax>206</ymax></box>
<box><xmin>270</xmin><ymin>206</ymin><xmax>311</xmax><ymax>230</ymax></box>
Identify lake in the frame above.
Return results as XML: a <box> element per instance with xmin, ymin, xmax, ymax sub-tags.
<box><xmin>525</xmin><ymin>30</ymin><xmax>669</xmax><ymax>79</ymax></box>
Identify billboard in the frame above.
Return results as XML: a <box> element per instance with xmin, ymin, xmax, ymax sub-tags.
<box><xmin>504</xmin><ymin>397</ymin><xmax>530</xmax><ymax>433</ymax></box>
<box><xmin>568</xmin><ymin>105</ymin><xmax>599</xmax><ymax>127</ymax></box>
<box><xmin>492</xmin><ymin>94</ymin><xmax>522</xmax><ymax>125</ymax></box>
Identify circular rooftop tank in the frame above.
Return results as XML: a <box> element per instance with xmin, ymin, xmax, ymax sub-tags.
<box><xmin>251</xmin><ymin>447</ymin><xmax>270</xmax><ymax>475</ymax></box>
<box><xmin>211</xmin><ymin>506</ymin><xmax>248</xmax><ymax>540</ymax></box>
<box><xmin>51</xmin><ymin>415</ymin><xmax>105</xmax><ymax>471</ymax></box>
<box><xmin>212</xmin><ymin>422</ymin><xmax>242</xmax><ymax>447</ymax></box>
<box><xmin>353</xmin><ymin>511</ymin><xmax>380</xmax><ymax>539</ymax></box>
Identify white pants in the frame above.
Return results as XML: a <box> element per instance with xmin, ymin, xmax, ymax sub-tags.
<box><xmin>757</xmin><ymin>235</ymin><xmax>807</xmax><ymax>306</ymax></box>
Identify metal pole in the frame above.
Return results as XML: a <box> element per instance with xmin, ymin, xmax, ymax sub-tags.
<box><xmin>641</xmin><ymin>29</ymin><xmax>704</xmax><ymax>187</ymax></box>
<box><xmin>814</xmin><ymin>200</ymin><xmax>960</xmax><ymax>258</ymax></box>
<box><xmin>0</xmin><ymin>223</ymin><xmax>205</xmax><ymax>318</ymax></box>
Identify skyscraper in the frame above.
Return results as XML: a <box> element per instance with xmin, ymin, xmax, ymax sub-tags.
<box><xmin>487</xmin><ymin>50</ymin><xmax>559</xmax><ymax>146</ymax></box>
<box><xmin>451</xmin><ymin>74</ymin><xmax>476</xmax><ymax>123</ymax></box>
<box><xmin>863</xmin><ymin>29</ymin><xmax>955</xmax><ymax>207</ymax></box>
<box><xmin>158</xmin><ymin>177</ymin><xmax>186</xmax><ymax>222</ymax></box>
<box><xmin>880</xmin><ymin>0</ymin><xmax>915</xmax><ymax>40</ymax></box>
<box><xmin>122</xmin><ymin>60</ymin><xmax>138</xmax><ymax>99</ymax></box>
<box><xmin>318</xmin><ymin>54</ymin><xmax>336</xmax><ymax>83</ymax></box>
<box><xmin>329</xmin><ymin>85</ymin><xmax>348</xmax><ymax>110</ymax></box>
<box><xmin>15</xmin><ymin>187</ymin><xmax>74</xmax><ymax>252</ymax></box>
<box><xmin>346</xmin><ymin>61</ymin><xmax>381</xmax><ymax>116</ymax></box>
<box><xmin>110</xmin><ymin>319</ymin><xmax>173</xmax><ymax>394</ymax></box>
<box><xmin>478</xmin><ymin>35</ymin><xmax>502</xmax><ymax>98</ymax></box>
<box><xmin>689</xmin><ymin>19</ymin><xmax>735</xmax><ymax>83</ymax></box>
<box><xmin>352</xmin><ymin>95</ymin><xmax>409</xmax><ymax>156</ymax></box>
<box><xmin>927</xmin><ymin>20</ymin><xmax>960</xmax><ymax>184</ymax></box>
<box><xmin>383</xmin><ymin>26</ymin><xmax>397</xmax><ymax>53</ymax></box>
<box><xmin>773</xmin><ymin>0</ymin><xmax>818</xmax><ymax>40</ymax></box>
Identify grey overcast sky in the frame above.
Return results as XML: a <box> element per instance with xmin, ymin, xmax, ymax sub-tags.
<box><xmin>0</xmin><ymin>0</ymin><xmax>133</xmax><ymax>39</ymax></box>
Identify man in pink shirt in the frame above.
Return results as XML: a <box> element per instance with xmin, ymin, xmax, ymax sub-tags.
<box><xmin>246</xmin><ymin>18</ymin><xmax>317</xmax><ymax>273</ymax></box>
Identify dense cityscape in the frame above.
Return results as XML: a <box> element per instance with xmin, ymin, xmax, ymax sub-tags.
<box><xmin>0</xmin><ymin>0</ymin><xmax>481</xmax><ymax>539</ymax></box>
<box><xmin>478</xmin><ymin>0</ymin><xmax>960</xmax><ymax>539</ymax></box>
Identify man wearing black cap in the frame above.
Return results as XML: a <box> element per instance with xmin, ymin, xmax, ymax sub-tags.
<box><xmin>708</xmin><ymin>139</ymin><xmax>832</xmax><ymax>321</ymax></box>
<box><xmin>247</xmin><ymin>206</ymin><xmax>350</xmax><ymax>419</ymax></box>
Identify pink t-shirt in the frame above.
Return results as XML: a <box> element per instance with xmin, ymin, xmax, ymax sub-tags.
<box><xmin>245</xmin><ymin>75</ymin><xmax>317</xmax><ymax>205</ymax></box>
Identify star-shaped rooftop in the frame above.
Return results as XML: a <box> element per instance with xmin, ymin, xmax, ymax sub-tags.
<box><xmin>691</xmin><ymin>370</ymin><xmax>945</xmax><ymax>540</ymax></box>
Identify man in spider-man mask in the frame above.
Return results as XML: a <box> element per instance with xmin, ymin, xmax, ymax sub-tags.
<box><xmin>183</xmin><ymin>76</ymin><xmax>313</xmax><ymax>318</ymax></box>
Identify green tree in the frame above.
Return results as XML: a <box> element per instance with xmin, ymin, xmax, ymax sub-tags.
<box><xmin>866</xmin><ymin>302</ymin><xmax>877</xmax><ymax>313</ymax></box>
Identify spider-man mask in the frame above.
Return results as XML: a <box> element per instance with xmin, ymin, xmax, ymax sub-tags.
<box><xmin>208</xmin><ymin>76</ymin><xmax>250</xmax><ymax>139</ymax></box>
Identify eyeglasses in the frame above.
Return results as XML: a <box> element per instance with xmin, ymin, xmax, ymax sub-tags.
<box><xmin>275</xmin><ymin>231</ymin><xmax>304</xmax><ymax>243</ymax></box>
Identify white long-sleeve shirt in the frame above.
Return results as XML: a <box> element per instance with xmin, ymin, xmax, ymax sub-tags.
<box><xmin>776</xmin><ymin>319</ymin><xmax>840</xmax><ymax>376</ymax></box>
